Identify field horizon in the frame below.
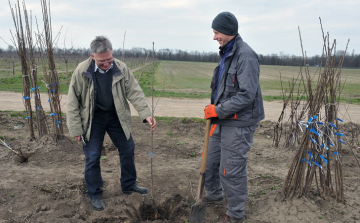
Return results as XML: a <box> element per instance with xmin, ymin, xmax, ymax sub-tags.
<box><xmin>1</xmin><ymin>59</ymin><xmax>359</xmax><ymax>103</ymax></box>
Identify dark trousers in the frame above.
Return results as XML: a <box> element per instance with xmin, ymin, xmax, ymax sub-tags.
<box><xmin>83</xmin><ymin>110</ymin><xmax>136</xmax><ymax>199</ymax></box>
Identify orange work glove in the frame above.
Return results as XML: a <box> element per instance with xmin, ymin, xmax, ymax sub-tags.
<box><xmin>204</xmin><ymin>104</ymin><xmax>218</xmax><ymax>119</ymax></box>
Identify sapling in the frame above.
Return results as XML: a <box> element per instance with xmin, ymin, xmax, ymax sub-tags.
<box><xmin>277</xmin><ymin>18</ymin><xmax>357</xmax><ymax>203</ymax></box>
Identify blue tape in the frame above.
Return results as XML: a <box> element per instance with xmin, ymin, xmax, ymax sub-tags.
<box><xmin>309</xmin><ymin>128</ymin><xmax>320</xmax><ymax>136</ymax></box>
<box><xmin>307</xmin><ymin>151</ymin><xmax>313</xmax><ymax>158</ymax></box>
<box><xmin>25</xmin><ymin>116</ymin><xmax>30</xmax><ymax>119</ymax></box>
<box><xmin>150</xmin><ymin>152</ymin><xmax>153</xmax><ymax>158</ymax></box>
<box><xmin>336</xmin><ymin>118</ymin><xmax>344</xmax><ymax>122</ymax></box>
<box><xmin>334</xmin><ymin>133</ymin><xmax>344</xmax><ymax>136</ymax></box>
<box><xmin>314</xmin><ymin>161</ymin><xmax>322</xmax><ymax>169</ymax></box>
<box><xmin>317</xmin><ymin>122</ymin><xmax>323</xmax><ymax>125</ymax></box>
<box><xmin>310</xmin><ymin>137</ymin><xmax>316</xmax><ymax>144</ymax></box>
<box><xmin>339</xmin><ymin>139</ymin><xmax>345</xmax><ymax>144</ymax></box>
<box><xmin>308</xmin><ymin>117</ymin><xmax>313</xmax><ymax>125</ymax></box>
<box><xmin>320</xmin><ymin>155</ymin><xmax>328</xmax><ymax>164</ymax></box>
<box><xmin>320</xmin><ymin>144</ymin><xmax>328</xmax><ymax>149</ymax></box>
<box><xmin>329</xmin><ymin>122</ymin><xmax>337</xmax><ymax>129</ymax></box>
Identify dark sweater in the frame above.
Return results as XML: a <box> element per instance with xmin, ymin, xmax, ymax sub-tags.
<box><xmin>94</xmin><ymin>68</ymin><xmax>115</xmax><ymax>112</ymax></box>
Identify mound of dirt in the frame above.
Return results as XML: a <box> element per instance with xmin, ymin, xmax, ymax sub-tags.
<box><xmin>0</xmin><ymin>112</ymin><xmax>359</xmax><ymax>223</ymax></box>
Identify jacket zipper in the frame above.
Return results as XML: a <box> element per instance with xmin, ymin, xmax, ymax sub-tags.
<box><xmin>83</xmin><ymin>78</ymin><xmax>94</xmax><ymax>141</ymax></box>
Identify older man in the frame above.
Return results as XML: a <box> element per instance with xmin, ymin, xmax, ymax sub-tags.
<box><xmin>203</xmin><ymin>12</ymin><xmax>265</xmax><ymax>223</ymax></box>
<box><xmin>66</xmin><ymin>36</ymin><xmax>156</xmax><ymax>211</ymax></box>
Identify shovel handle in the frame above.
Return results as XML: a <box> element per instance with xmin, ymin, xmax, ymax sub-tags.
<box><xmin>200</xmin><ymin>119</ymin><xmax>212</xmax><ymax>173</ymax></box>
<box><xmin>195</xmin><ymin>119</ymin><xmax>212</xmax><ymax>201</ymax></box>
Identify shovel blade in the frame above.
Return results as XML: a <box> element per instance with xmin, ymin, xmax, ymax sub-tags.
<box><xmin>189</xmin><ymin>201</ymin><xmax>206</xmax><ymax>223</ymax></box>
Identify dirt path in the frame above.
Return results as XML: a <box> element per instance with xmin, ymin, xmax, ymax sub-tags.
<box><xmin>1</xmin><ymin>91</ymin><xmax>360</xmax><ymax>123</ymax></box>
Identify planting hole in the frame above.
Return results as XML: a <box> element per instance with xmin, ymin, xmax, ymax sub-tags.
<box><xmin>125</xmin><ymin>194</ymin><xmax>188</xmax><ymax>221</ymax></box>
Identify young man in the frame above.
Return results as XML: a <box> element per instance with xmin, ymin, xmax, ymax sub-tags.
<box><xmin>203</xmin><ymin>12</ymin><xmax>265</xmax><ymax>223</ymax></box>
<box><xmin>66</xmin><ymin>36</ymin><xmax>156</xmax><ymax>211</ymax></box>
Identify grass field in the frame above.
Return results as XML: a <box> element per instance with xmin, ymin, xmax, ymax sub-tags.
<box><xmin>1</xmin><ymin>58</ymin><xmax>359</xmax><ymax>103</ymax></box>
<box><xmin>138</xmin><ymin>60</ymin><xmax>360</xmax><ymax>103</ymax></box>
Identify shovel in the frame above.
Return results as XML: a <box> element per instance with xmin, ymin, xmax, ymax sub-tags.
<box><xmin>189</xmin><ymin>119</ymin><xmax>212</xmax><ymax>223</ymax></box>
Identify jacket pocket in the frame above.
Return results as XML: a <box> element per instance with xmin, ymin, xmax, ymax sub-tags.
<box><xmin>224</xmin><ymin>158</ymin><xmax>247</xmax><ymax>177</ymax></box>
<box><xmin>225</xmin><ymin>68</ymin><xmax>238</xmax><ymax>92</ymax></box>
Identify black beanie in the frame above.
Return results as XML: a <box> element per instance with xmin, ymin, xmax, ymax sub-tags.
<box><xmin>212</xmin><ymin>12</ymin><xmax>238</xmax><ymax>36</ymax></box>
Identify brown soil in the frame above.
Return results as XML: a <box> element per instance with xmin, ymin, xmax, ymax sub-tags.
<box><xmin>1</xmin><ymin>91</ymin><xmax>360</xmax><ymax>223</ymax></box>
<box><xmin>1</xmin><ymin>111</ymin><xmax>360</xmax><ymax>223</ymax></box>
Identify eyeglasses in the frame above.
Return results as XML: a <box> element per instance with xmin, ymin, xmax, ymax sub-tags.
<box><xmin>96</xmin><ymin>57</ymin><xmax>113</xmax><ymax>65</ymax></box>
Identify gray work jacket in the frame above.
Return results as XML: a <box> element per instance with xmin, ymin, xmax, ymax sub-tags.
<box><xmin>210</xmin><ymin>34</ymin><xmax>265</xmax><ymax>127</ymax></box>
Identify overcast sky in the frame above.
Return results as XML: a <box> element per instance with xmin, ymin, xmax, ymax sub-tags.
<box><xmin>1</xmin><ymin>0</ymin><xmax>359</xmax><ymax>57</ymax></box>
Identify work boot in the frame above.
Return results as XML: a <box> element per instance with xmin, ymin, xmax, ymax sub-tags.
<box><xmin>122</xmin><ymin>185</ymin><xmax>148</xmax><ymax>195</ymax></box>
<box><xmin>90</xmin><ymin>198</ymin><xmax>105</xmax><ymax>211</ymax></box>
<box><xmin>217</xmin><ymin>214</ymin><xmax>245</xmax><ymax>223</ymax></box>
<box><xmin>203</xmin><ymin>193</ymin><xmax>224</xmax><ymax>205</ymax></box>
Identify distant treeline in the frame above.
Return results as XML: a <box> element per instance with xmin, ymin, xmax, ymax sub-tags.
<box><xmin>156</xmin><ymin>49</ymin><xmax>360</xmax><ymax>68</ymax></box>
<box><xmin>1</xmin><ymin>46</ymin><xmax>359</xmax><ymax>68</ymax></box>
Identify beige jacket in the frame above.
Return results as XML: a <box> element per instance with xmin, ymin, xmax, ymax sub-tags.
<box><xmin>66</xmin><ymin>57</ymin><xmax>151</xmax><ymax>140</ymax></box>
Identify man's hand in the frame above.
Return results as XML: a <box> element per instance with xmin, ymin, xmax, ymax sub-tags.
<box><xmin>74</xmin><ymin>136</ymin><xmax>81</xmax><ymax>142</ymax></box>
<box><xmin>204</xmin><ymin>104</ymin><xmax>218</xmax><ymax>119</ymax></box>
<box><xmin>146</xmin><ymin>117</ymin><xmax>157</xmax><ymax>131</ymax></box>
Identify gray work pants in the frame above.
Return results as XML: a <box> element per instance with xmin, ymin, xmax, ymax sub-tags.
<box><xmin>205</xmin><ymin>124</ymin><xmax>257</xmax><ymax>219</ymax></box>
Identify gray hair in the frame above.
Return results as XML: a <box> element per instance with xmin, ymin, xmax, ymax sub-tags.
<box><xmin>90</xmin><ymin>36</ymin><xmax>113</xmax><ymax>54</ymax></box>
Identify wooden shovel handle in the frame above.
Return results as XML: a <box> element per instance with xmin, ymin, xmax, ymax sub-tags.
<box><xmin>200</xmin><ymin>119</ymin><xmax>212</xmax><ymax>173</ymax></box>
<box><xmin>195</xmin><ymin>119</ymin><xmax>212</xmax><ymax>201</ymax></box>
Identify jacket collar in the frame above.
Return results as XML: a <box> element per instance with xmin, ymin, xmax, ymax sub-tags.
<box><xmin>218</xmin><ymin>34</ymin><xmax>244</xmax><ymax>58</ymax></box>
<box><xmin>83</xmin><ymin>59</ymin><xmax>95</xmax><ymax>79</ymax></box>
<box><xmin>219</xmin><ymin>34</ymin><xmax>237</xmax><ymax>57</ymax></box>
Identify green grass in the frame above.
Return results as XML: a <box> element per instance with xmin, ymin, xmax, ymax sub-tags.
<box><xmin>133</xmin><ymin>61</ymin><xmax>211</xmax><ymax>98</ymax></box>
<box><xmin>0</xmin><ymin>110</ymin><xmax>28</xmax><ymax>118</ymax></box>
<box><xmin>259</xmin><ymin>65</ymin><xmax>360</xmax><ymax>100</ymax></box>
<box><xmin>1</xmin><ymin>58</ymin><xmax>359</xmax><ymax>104</ymax></box>
<box><xmin>0</xmin><ymin>74</ymin><xmax>70</xmax><ymax>94</ymax></box>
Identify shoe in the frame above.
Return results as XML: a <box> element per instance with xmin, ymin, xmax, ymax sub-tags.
<box><xmin>203</xmin><ymin>194</ymin><xmax>224</xmax><ymax>205</ymax></box>
<box><xmin>90</xmin><ymin>198</ymin><xmax>105</xmax><ymax>211</ymax></box>
<box><xmin>217</xmin><ymin>214</ymin><xmax>245</xmax><ymax>223</ymax></box>
<box><xmin>122</xmin><ymin>185</ymin><xmax>148</xmax><ymax>195</ymax></box>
